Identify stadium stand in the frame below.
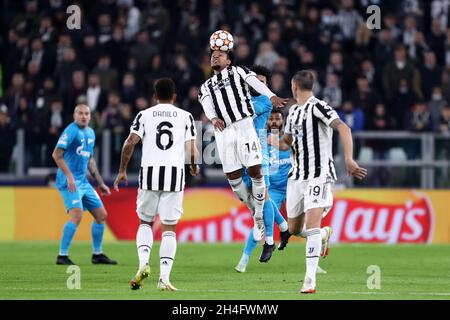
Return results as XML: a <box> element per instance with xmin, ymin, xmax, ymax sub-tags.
<box><xmin>0</xmin><ymin>0</ymin><xmax>449</xmax><ymax>187</ymax></box>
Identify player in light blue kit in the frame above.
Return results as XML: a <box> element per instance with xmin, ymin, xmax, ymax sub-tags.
<box><xmin>267</xmin><ymin>109</ymin><xmax>292</xmax><ymax>250</ymax></box>
<box><xmin>235</xmin><ymin>66</ymin><xmax>289</xmax><ymax>273</ymax></box>
<box><xmin>53</xmin><ymin>104</ymin><xmax>116</xmax><ymax>265</ymax></box>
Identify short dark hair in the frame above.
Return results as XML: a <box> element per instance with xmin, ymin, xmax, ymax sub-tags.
<box><xmin>154</xmin><ymin>78</ymin><xmax>176</xmax><ymax>100</ymax></box>
<box><xmin>251</xmin><ymin>65</ymin><xmax>271</xmax><ymax>84</ymax></box>
<box><xmin>292</xmin><ymin>70</ymin><xmax>315</xmax><ymax>91</ymax></box>
<box><xmin>270</xmin><ymin>109</ymin><xmax>285</xmax><ymax>118</ymax></box>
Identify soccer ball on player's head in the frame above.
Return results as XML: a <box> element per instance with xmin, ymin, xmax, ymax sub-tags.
<box><xmin>209</xmin><ymin>30</ymin><xmax>234</xmax><ymax>52</ymax></box>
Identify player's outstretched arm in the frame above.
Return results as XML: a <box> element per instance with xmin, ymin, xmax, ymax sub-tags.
<box><xmin>113</xmin><ymin>133</ymin><xmax>141</xmax><ymax>191</ymax></box>
<box><xmin>269</xmin><ymin>96</ymin><xmax>288</xmax><ymax>108</ymax></box>
<box><xmin>330</xmin><ymin>119</ymin><xmax>367</xmax><ymax>180</ymax></box>
<box><xmin>88</xmin><ymin>157</ymin><xmax>110</xmax><ymax>196</ymax></box>
<box><xmin>268</xmin><ymin>132</ymin><xmax>292</xmax><ymax>151</ymax></box>
<box><xmin>244</xmin><ymin>75</ymin><xmax>288</xmax><ymax>108</ymax></box>
<box><xmin>52</xmin><ymin>147</ymin><xmax>76</xmax><ymax>193</ymax></box>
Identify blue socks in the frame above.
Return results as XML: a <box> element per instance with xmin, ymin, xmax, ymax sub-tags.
<box><xmin>59</xmin><ymin>220</ymin><xmax>105</xmax><ymax>256</ymax></box>
<box><xmin>243</xmin><ymin>230</ymin><xmax>258</xmax><ymax>256</ymax></box>
<box><xmin>271</xmin><ymin>198</ymin><xmax>286</xmax><ymax>226</ymax></box>
<box><xmin>91</xmin><ymin>222</ymin><xmax>105</xmax><ymax>254</ymax></box>
<box><xmin>262</xmin><ymin>198</ymin><xmax>274</xmax><ymax>240</ymax></box>
<box><xmin>59</xmin><ymin>221</ymin><xmax>78</xmax><ymax>256</ymax></box>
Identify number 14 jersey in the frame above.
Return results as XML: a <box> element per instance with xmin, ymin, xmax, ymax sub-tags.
<box><xmin>130</xmin><ymin>103</ymin><xmax>197</xmax><ymax>192</ymax></box>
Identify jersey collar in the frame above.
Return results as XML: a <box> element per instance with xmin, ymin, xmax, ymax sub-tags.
<box><xmin>299</xmin><ymin>95</ymin><xmax>315</xmax><ymax>108</ymax></box>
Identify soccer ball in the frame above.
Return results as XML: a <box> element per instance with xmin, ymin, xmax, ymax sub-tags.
<box><xmin>209</xmin><ymin>30</ymin><xmax>234</xmax><ymax>52</ymax></box>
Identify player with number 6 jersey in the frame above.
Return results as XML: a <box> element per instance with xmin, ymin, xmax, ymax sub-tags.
<box><xmin>114</xmin><ymin>78</ymin><xmax>199</xmax><ymax>292</ymax></box>
<box><xmin>131</xmin><ymin>104</ymin><xmax>196</xmax><ymax>192</ymax></box>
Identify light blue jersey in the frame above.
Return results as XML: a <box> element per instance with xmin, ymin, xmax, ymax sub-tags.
<box><xmin>55</xmin><ymin>122</ymin><xmax>102</xmax><ymax>212</ymax></box>
<box><xmin>238</xmin><ymin>96</ymin><xmax>289</xmax><ymax>266</ymax></box>
<box><xmin>268</xmin><ymin>135</ymin><xmax>291</xmax><ymax>192</ymax></box>
<box><xmin>268</xmin><ymin>134</ymin><xmax>292</xmax><ymax>209</ymax></box>
<box><xmin>55</xmin><ymin>122</ymin><xmax>95</xmax><ymax>189</ymax></box>
<box><xmin>243</xmin><ymin>94</ymin><xmax>272</xmax><ymax>187</ymax></box>
<box><xmin>252</xmin><ymin>94</ymin><xmax>272</xmax><ymax>168</ymax></box>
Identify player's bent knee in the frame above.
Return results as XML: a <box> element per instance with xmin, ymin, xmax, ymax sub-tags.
<box><xmin>305</xmin><ymin>208</ymin><xmax>323</xmax><ymax>229</ymax></box>
<box><xmin>137</xmin><ymin>212</ymin><xmax>155</xmax><ymax>224</ymax></box>
<box><xmin>68</xmin><ymin>208</ymin><xmax>83</xmax><ymax>224</ymax></box>
<box><xmin>98</xmin><ymin>211</ymin><xmax>107</xmax><ymax>222</ymax></box>
<box><xmin>226</xmin><ymin>169</ymin><xmax>242</xmax><ymax>180</ymax></box>
<box><xmin>247</xmin><ymin>165</ymin><xmax>262</xmax><ymax>179</ymax></box>
<box><xmin>139</xmin><ymin>219</ymin><xmax>153</xmax><ymax>226</ymax></box>
<box><xmin>288</xmin><ymin>224</ymin><xmax>300</xmax><ymax>235</ymax></box>
<box><xmin>161</xmin><ymin>220</ymin><xmax>178</xmax><ymax>232</ymax></box>
<box><xmin>288</xmin><ymin>217</ymin><xmax>303</xmax><ymax>235</ymax></box>
<box><xmin>91</xmin><ymin>208</ymin><xmax>107</xmax><ymax>223</ymax></box>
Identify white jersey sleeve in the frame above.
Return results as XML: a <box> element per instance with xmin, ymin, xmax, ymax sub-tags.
<box><xmin>245</xmin><ymin>75</ymin><xmax>276</xmax><ymax>99</ymax></box>
<box><xmin>185</xmin><ymin>113</ymin><xmax>197</xmax><ymax>141</ymax></box>
<box><xmin>235</xmin><ymin>65</ymin><xmax>257</xmax><ymax>81</ymax></box>
<box><xmin>284</xmin><ymin>105</ymin><xmax>297</xmax><ymax>135</ymax></box>
<box><xmin>312</xmin><ymin>101</ymin><xmax>340</xmax><ymax>126</ymax></box>
<box><xmin>130</xmin><ymin>111</ymin><xmax>145</xmax><ymax>138</ymax></box>
<box><xmin>198</xmin><ymin>84</ymin><xmax>217</xmax><ymax>120</ymax></box>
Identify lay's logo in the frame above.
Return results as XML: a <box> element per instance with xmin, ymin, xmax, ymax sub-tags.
<box><xmin>323</xmin><ymin>192</ymin><xmax>433</xmax><ymax>244</ymax></box>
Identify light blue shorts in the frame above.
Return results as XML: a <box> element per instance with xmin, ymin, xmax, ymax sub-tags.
<box><xmin>58</xmin><ymin>183</ymin><xmax>104</xmax><ymax>212</ymax></box>
<box><xmin>268</xmin><ymin>188</ymin><xmax>286</xmax><ymax>209</ymax></box>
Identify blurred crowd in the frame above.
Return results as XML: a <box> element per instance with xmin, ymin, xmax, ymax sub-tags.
<box><xmin>1</xmin><ymin>0</ymin><xmax>450</xmax><ymax>173</ymax></box>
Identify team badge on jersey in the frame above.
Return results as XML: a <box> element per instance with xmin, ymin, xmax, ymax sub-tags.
<box><xmin>292</xmin><ymin>123</ymin><xmax>303</xmax><ymax>138</ymax></box>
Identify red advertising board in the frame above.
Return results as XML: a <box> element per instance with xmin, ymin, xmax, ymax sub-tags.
<box><xmin>322</xmin><ymin>194</ymin><xmax>433</xmax><ymax>243</ymax></box>
<box><xmin>103</xmin><ymin>188</ymin><xmax>440</xmax><ymax>243</ymax></box>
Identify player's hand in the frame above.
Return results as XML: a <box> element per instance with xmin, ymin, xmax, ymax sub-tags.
<box><xmin>190</xmin><ymin>164</ymin><xmax>199</xmax><ymax>176</ymax></box>
<box><xmin>345</xmin><ymin>158</ymin><xmax>367</xmax><ymax>180</ymax></box>
<box><xmin>211</xmin><ymin>117</ymin><xmax>225</xmax><ymax>132</ymax></box>
<box><xmin>270</xmin><ymin>96</ymin><xmax>288</xmax><ymax>108</ymax></box>
<box><xmin>67</xmin><ymin>176</ymin><xmax>76</xmax><ymax>193</ymax></box>
<box><xmin>113</xmin><ymin>172</ymin><xmax>128</xmax><ymax>191</ymax></box>
<box><xmin>99</xmin><ymin>183</ymin><xmax>111</xmax><ymax>196</ymax></box>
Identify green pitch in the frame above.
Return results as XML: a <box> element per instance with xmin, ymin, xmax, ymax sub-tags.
<box><xmin>1</xmin><ymin>241</ymin><xmax>450</xmax><ymax>300</ymax></box>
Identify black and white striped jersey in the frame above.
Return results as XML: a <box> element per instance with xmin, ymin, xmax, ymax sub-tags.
<box><xmin>285</xmin><ymin>96</ymin><xmax>340</xmax><ymax>182</ymax></box>
<box><xmin>130</xmin><ymin>103</ymin><xmax>196</xmax><ymax>192</ymax></box>
<box><xmin>198</xmin><ymin>66</ymin><xmax>256</xmax><ymax>126</ymax></box>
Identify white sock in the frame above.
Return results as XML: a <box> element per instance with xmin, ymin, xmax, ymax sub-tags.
<box><xmin>250</xmin><ymin>177</ymin><xmax>265</xmax><ymax>218</ymax></box>
<box><xmin>305</xmin><ymin>228</ymin><xmax>322</xmax><ymax>283</ymax></box>
<box><xmin>228</xmin><ymin>177</ymin><xmax>252</xmax><ymax>208</ymax></box>
<box><xmin>136</xmin><ymin>224</ymin><xmax>153</xmax><ymax>269</ymax></box>
<box><xmin>279</xmin><ymin>221</ymin><xmax>288</xmax><ymax>232</ymax></box>
<box><xmin>239</xmin><ymin>253</ymin><xmax>249</xmax><ymax>266</ymax></box>
<box><xmin>159</xmin><ymin>231</ymin><xmax>177</xmax><ymax>282</ymax></box>
<box><xmin>266</xmin><ymin>236</ymin><xmax>274</xmax><ymax>245</ymax></box>
<box><xmin>320</xmin><ymin>227</ymin><xmax>327</xmax><ymax>239</ymax></box>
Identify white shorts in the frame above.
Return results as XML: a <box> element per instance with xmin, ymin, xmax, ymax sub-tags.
<box><xmin>214</xmin><ymin>117</ymin><xmax>262</xmax><ymax>173</ymax></box>
<box><xmin>136</xmin><ymin>189</ymin><xmax>183</xmax><ymax>225</ymax></box>
<box><xmin>286</xmin><ymin>177</ymin><xmax>334</xmax><ymax>219</ymax></box>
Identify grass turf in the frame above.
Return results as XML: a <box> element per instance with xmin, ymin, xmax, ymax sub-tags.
<box><xmin>1</xmin><ymin>241</ymin><xmax>450</xmax><ymax>300</ymax></box>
